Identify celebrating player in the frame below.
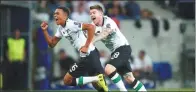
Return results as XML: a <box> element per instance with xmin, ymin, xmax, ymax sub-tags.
<box><xmin>40</xmin><ymin>6</ymin><xmax>108</xmax><ymax>91</ymax></box>
<box><xmin>89</xmin><ymin>5</ymin><xmax>147</xmax><ymax>91</ymax></box>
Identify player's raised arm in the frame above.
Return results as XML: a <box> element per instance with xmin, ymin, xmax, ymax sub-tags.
<box><xmin>41</xmin><ymin>21</ymin><xmax>61</xmax><ymax>48</ymax></box>
<box><xmin>81</xmin><ymin>23</ymin><xmax>95</xmax><ymax>48</ymax></box>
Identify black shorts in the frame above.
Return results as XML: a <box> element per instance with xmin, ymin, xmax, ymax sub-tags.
<box><xmin>107</xmin><ymin>45</ymin><xmax>132</xmax><ymax>75</ymax></box>
<box><xmin>68</xmin><ymin>48</ymin><xmax>104</xmax><ymax>78</ymax></box>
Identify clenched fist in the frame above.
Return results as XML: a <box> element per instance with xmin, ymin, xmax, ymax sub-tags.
<box><xmin>40</xmin><ymin>21</ymin><xmax>48</xmax><ymax>31</ymax></box>
<box><xmin>80</xmin><ymin>46</ymin><xmax>88</xmax><ymax>53</ymax></box>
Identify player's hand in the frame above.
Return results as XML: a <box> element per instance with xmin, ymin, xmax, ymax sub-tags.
<box><xmin>80</xmin><ymin>46</ymin><xmax>88</xmax><ymax>53</ymax></box>
<box><xmin>40</xmin><ymin>21</ymin><xmax>48</xmax><ymax>31</ymax></box>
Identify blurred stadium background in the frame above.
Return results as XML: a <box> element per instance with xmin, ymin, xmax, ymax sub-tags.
<box><xmin>0</xmin><ymin>0</ymin><xmax>195</xmax><ymax>91</ymax></box>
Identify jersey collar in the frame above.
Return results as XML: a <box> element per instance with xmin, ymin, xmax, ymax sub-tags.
<box><xmin>102</xmin><ymin>17</ymin><xmax>105</xmax><ymax>26</ymax></box>
<box><xmin>62</xmin><ymin>18</ymin><xmax>70</xmax><ymax>28</ymax></box>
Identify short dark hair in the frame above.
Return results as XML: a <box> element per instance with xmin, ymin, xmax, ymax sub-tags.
<box><xmin>90</xmin><ymin>5</ymin><xmax>103</xmax><ymax>12</ymax></box>
<box><xmin>57</xmin><ymin>6</ymin><xmax>70</xmax><ymax>16</ymax></box>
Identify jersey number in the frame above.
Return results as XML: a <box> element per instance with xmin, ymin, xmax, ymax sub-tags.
<box><xmin>69</xmin><ymin>63</ymin><xmax>78</xmax><ymax>72</ymax></box>
<box><xmin>111</xmin><ymin>52</ymin><xmax>120</xmax><ymax>59</ymax></box>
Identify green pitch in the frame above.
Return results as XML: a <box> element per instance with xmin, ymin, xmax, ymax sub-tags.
<box><xmin>35</xmin><ymin>88</ymin><xmax>194</xmax><ymax>92</ymax></box>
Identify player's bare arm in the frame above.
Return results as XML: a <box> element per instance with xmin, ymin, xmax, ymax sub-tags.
<box><xmin>41</xmin><ymin>21</ymin><xmax>61</xmax><ymax>48</ymax></box>
<box><xmin>80</xmin><ymin>23</ymin><xmax>95</xmax><ymax>53</ymax></box>
<box><xmin>93</xmin><ymin>27</ymin><xmax>113</xmax><ymax>43</ymax></box>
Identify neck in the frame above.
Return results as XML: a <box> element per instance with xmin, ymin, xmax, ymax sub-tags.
<box><xmin>97</xmin><ymin>17</ymin><xmax>104</xmax><ymax>26</ymax></box>
<box><xmin>15</xmin><ymin>37</ymin><xmax>19</xmax><ymax>39</ymax></box>
<box><xmin>61</xmin><ymin>18</ymin><xmax>68</xmax><ymax>27</ymax></box>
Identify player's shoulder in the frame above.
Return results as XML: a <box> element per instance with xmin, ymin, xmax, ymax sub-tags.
<box><xmin>104</xmin><ymin>16</ymin><xmax>113</xmax><ymax>22</ymax></box>
<box><xmin>104</xmin><ymin>16</ymin><xmax>115</xmax><ymax>24</ymax></box>
<box><xmin>103</xmin><ymin>16</ymin><xmax>110</xmax><ymax>19</ymax></box>
<box><xmin>103</xmin><ymin>16</ymin><xmax>116</xmax><ymax>28</ymax></box>
<box><xmin>66</xmin><ymin>18</ymin><xmax>74</xmax><ymax>27</ymax></box>
<box><xmin>66</xmin><ymin>18</ymin><xmax>82</xmax><ymax>28</ymax></box>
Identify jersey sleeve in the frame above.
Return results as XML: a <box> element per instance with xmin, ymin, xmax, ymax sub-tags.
<box><xmin>55</xmin><ymin>26</ymin><xmax>63</xmax><ymax>38</ymax></box>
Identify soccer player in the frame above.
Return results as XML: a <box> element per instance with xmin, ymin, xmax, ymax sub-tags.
<box><xmin>40</xmin><ymin>6</ymin><xmax>108</xmax><ymax>91</ymax></box>
<box><xmin>89</xmin><ymin>5</ymin><xmax>147</xmax><ymax>91</ymax></box>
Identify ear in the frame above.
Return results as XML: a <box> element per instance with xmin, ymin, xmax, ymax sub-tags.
<box><xmin>101</xmin><ymin>11</ymin><xmax>104</xmax><ymax>15</ymax></box>
<box><xmin>100</xmin><ymin>11</ymin><xmax>103</xmax><ymax>15</ymax></box>
<box><xmin>63</xmin><ymin>13</ymin><xmax>68</xmax><ymax>20</ymax></box>
<box><xmin>99</xmin><ymin>12</ymin><xmax>103</xmax><ymax>16</ymax></box>
<box><xmin>63</xmin><ymin>12</ymin><xmax>68</xmax><ymax>16</ymax></box>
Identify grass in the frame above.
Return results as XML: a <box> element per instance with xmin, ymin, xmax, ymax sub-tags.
<box><xmin>30</xmin><ymin>88</ymin><xmax>195</xmax><ymax>92</ymax></box>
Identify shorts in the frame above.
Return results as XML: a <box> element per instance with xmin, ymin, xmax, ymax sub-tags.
<box><xmin>107</xmin><ymin>45</ymin><xmax>132</xmax><ymax>75</ymax></box>
<box><xmin>68</xmin><ymin>48</ymin><xmax>104</xmax><ymax>77</ymax></box>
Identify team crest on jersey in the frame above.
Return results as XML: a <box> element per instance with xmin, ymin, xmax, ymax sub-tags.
<box><xmin>74</xmin><ymin>22</ymin><xmax>81</xmax><ymax>28</ymax></box>
<box><xmin>106</xmin><ymin>24</ymin><xmax>111</xmax><ymax>28</ymax></box>
<box><xmin>66</xmin><ymin>29</ymin><xmax>71</xmax><ymax>33</ymax></box>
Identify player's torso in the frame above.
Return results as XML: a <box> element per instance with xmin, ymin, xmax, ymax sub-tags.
<box><xmin>101</xmin><ymin>16</ymin><xmax>129</xmax><ymax>52</ymax></box>
<box><xmin>59</xmin><ymin>27</ymin><xmax>84</xmax><ymax>48</ymax></box>
<box><xmin>59</xmin><ymin>20</ymin><xmax>95</xmax><ymax>55</ymax></box>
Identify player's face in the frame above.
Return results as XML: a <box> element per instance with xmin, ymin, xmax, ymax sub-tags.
<box><xmin>90</xmin><ymin>9</ymin><xmax>102</xmax><ymax>25</ymax></box>
<box><xmin>54</xmin><ymin>9</ymin><xmax>68</xmax><ymax>25</ymax></box>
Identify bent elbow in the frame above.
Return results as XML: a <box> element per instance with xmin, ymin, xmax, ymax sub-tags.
<box><xmin>49</xmin><ymin>44</ymin><xmax>55</xmax><ymax>48</ymax></box>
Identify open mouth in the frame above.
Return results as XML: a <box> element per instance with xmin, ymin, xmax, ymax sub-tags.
<box><xmin>92</xmin><ymin>17</ymin><xmax>96</xmax><ymax>21</ymax></box>
<box><xmin>55</xmin><ymin>19</ymin><xmax>58</xmax><ymax>21</ymax></box>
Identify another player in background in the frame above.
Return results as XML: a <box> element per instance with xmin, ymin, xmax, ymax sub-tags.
<box><xmin>40</xmin><ymin>6</ymin><xmax>108</xmax><ymax>91</ymax></box>
<box><xmin>89</xmin><ymin>5</ymin><xmax>147</xmax><ymax>91</ymax></box>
